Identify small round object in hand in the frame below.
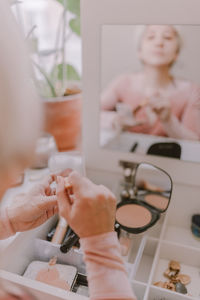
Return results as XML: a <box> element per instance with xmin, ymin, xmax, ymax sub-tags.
<box><xmin>64</xmin><ymin>177</ymin><xmax>73</xmax><ymax>195</ymax></box>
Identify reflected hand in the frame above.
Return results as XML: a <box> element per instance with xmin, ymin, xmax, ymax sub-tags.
<box><xmin>149</xmin><ymin>96</ymin><xmax>171</xmax><ymax>122</ymax></box>
<box><xmin>56</xmin><ymin>171</ymin><xmax>116</xmax><ymax>238</ymax></box>
<box><xmin>6</xmin><ymin>175</ymin><xmax>58</xmax><ymax>233</ymax></box>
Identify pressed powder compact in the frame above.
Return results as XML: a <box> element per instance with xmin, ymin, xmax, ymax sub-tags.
<box><xmin>115</xmin><ymin>161</ymin><xmax>173</xmax><ymax>234</ymax></box>
<box><xmin>116</xmin><ymin>204</ymin><xmax>152</xmax><ymax>229</ymax></box>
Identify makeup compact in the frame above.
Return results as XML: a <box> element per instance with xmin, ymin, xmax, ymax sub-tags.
<box><xmin>116</xmin><ymin>161</ymin><xmax>173</xmax><ymax>234</ymax></box>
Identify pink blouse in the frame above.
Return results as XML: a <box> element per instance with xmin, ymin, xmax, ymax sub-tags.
<box><xmin>101</xmin><ymin>74</ymin><xmax>200</xmax><ymax>138</ymax></box>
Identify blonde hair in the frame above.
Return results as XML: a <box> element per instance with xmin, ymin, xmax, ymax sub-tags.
<box><xmin>134</xmin><ymin>24</ymin><xmax>183</xmax><ymax>55</ymax></box>
<box><xmin>0</xmin><ymin>2</ymin><xmax>42</xmax><ymax>171</ymax></box>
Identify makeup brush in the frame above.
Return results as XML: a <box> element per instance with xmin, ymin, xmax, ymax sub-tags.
<box><xmin>59</xmin><ymin>177</ymin><xmax>80</xmax><ymax>253</ymax></box>
<box><xmin>59</xmin><ymin>154</ymin><xmax>87</xmax><ymax>252</ymax></box>
<box><xmin>60</xmin><ymin>232</ymin><xmax>80</xmax><ymax>253</ymax></box>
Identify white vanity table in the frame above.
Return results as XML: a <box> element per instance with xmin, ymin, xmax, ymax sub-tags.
<box><xmin>0</xmin><ymin>0</ymin><xmax>200</xmax><ymax>299</ymax></box>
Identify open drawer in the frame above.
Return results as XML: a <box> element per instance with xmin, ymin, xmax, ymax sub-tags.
<box><xmin>0</xmin><ymin>210</ymin><xmax>146</xmax><ymax>300</ymax></box>
<box><xmin>0</xmin><ymin>218</ymin><xmax>88</xmax><ymax>300</ymax></box>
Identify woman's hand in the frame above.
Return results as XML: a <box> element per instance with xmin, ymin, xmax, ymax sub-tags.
<box><xmin>151</xmin><ymin>100</ymin><xmax>171</xmax><ymax>122</ymax></box>
<box><xmin>149</xmin><ymin>93</ymin><xmax>171</xmax><ymax>122</ymax></box>
<box><xmin>56</xmin><ymin>171</ymin><xmax>116</xmax><ymax>238</ymax></box>
<box><xmin>6</xmin><ymin>175</ymin><xmax>58</xmax><ymax>233</ymax></box>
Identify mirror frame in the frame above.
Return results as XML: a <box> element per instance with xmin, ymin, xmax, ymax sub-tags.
<box><xmin>135</xmin><ymin>162</ymin><xmax>173</xmax><ymax>213</ymax></box>
<box><xmin>81</xmin><ymin>0</ymin><xmax>200</xmax><ymax>186</ymax></box>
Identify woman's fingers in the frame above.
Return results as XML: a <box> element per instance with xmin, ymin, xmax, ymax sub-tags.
<box><xmin>38</xmin><ymin>195</ymin><xmax>57</xmax><ymax>210</ymax></box>
<box><xmin>68</xmin><ymin>171</ymin><xmax>95</xmax><ymax>200</ymax></box>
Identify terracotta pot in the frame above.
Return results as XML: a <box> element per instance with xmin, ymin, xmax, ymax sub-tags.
<box><xmin>43</xmin><ymin>94</ymin><xmax>82</xmax><ymax>151</ymax></box>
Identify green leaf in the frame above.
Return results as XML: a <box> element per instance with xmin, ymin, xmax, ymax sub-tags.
<box><xmin>51</xmin><ymin>63</ymin><xmax>81</xmax><ymax>81</ymax></box>
<box><xmin>56</xmin><ymin>0</ymin><xmax>80</xmax><ymax>16</ymax></box>
<box><xmin>66</xmin><ymin>64</ymin><xmax>81</xmax><ymax>81</ymax></box>
<box><xmin>32</xmin><ymin>60</ymin><xmax>57</xmax><ymax>97</ymax></box>
<box><xmin>69</xmin><ymin>17</ymin><xmax>80</xmax><ymax>36</ymax></box>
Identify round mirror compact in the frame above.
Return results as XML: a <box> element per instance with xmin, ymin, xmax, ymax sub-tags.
<box><xmin>116</xmin><ymin>162</ymin><xmax>173</xmax><ymax>234</ymax></box>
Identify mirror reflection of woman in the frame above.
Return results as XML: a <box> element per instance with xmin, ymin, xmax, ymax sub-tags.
<box><xmin>101</xmin><ymin>25</ymin><xmax>200</xmax><ymax>140</ymax></box>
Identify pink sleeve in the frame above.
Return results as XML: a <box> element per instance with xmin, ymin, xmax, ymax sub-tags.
<box><xmin>0</xmin><ymin>207</ymin><xmax>15</xmax><ymax>239</ymax></box>
<box><xmin>181</xmin><ymin>85</ymin><xmax>200</xmax><ymax>138</ymax></box>
<box><xmin>80</xmin><ymin>232</ymin><xmax>136</xmax><ymax>300</ymax></box>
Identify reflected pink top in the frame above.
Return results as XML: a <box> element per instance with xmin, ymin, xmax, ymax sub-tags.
<box><xmin>101</xmin><ymin>73</ymin><xmax>200</xmax><ymax>138</ymax></box>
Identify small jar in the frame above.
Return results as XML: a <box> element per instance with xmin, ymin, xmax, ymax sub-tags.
<box><xmin>31</xmin><ymin>132</ymin><xmax>58</xmax><ymax>169</ymax></box>
<box><xmin>191</xmin><ymin>214</ymin><xmax>200</xmax><ymax>239</ymax></box>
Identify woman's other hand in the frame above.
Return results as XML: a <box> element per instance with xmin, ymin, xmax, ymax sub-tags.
<box><xmin>6</xmin><ymin>175</ymin><xmax>58</xmax><ymax>233</ymax></box>
<box><xmin>56</xmin><ymin>172</ymin><xmax>116</xmax><ymax>238</ymax></box>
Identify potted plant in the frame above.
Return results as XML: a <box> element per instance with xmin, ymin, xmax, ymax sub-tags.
<box><xmin>28</xmin><ymin>0</ymin><xmax>82</xmax><ymax>151</ymax></box>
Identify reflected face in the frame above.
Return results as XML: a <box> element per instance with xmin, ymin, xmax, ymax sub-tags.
<box><xmin>139</xmin><ymin>25</ymin><xmax>179</xmax><ymax>67</ymax></box>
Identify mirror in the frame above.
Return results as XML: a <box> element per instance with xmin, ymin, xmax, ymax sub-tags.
<box><xmin>100</xmin><ymin>24</ymin><xmax>200</xmax><ymax>163</ymax></box>
<box><xmin>116</xmin><ymin>162</ymin><xmax>172</xmax><ymax>234</ymax></box>
<box><xmin>135</xmin><ymin>163</ymin><xmax>172</xmax><ymax>212</ymax></box>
